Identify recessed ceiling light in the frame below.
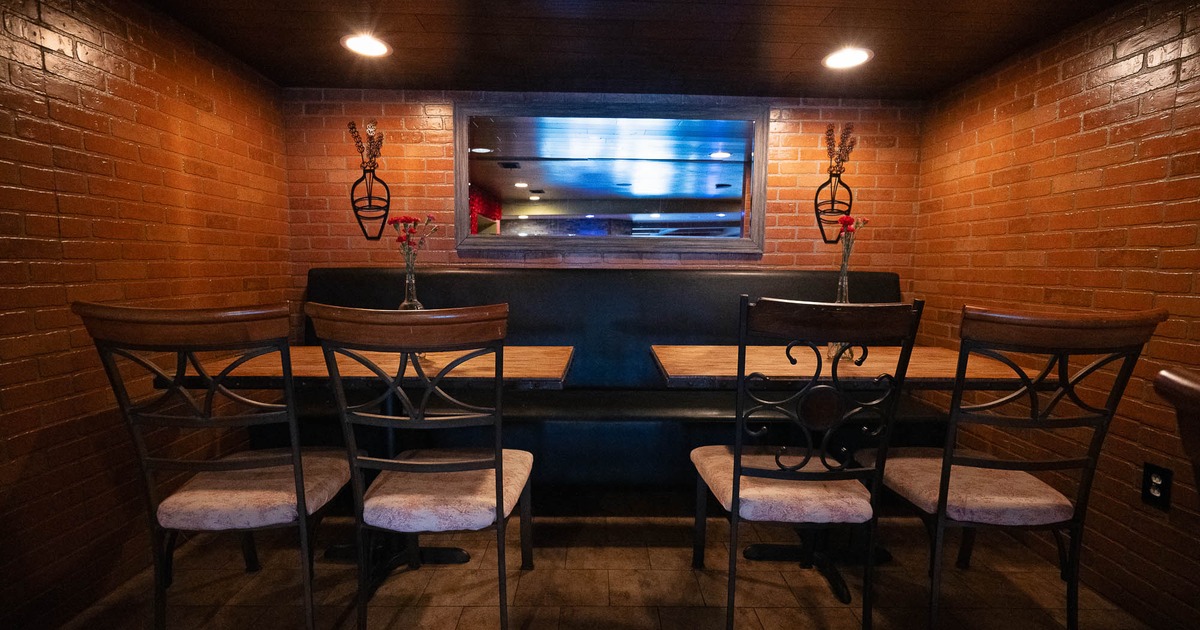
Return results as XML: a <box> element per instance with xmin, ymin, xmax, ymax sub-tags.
<box><xmin>528</xmin><ymin>196</ymin><xmax>540</xmax><ymax>201</ymax></box>
<box><xmin>514</xmin><ymin>182</ymin><xmax>528</xmax><ymax>188</ymax></box>
<box><xmin>469</xmin><ymin>147</ymin><xmax>493</xmax><ymax>153</ymax></box>
<box><xmin>823</xmin><ymin>46</ymin><xmax>873</xmax><ymax>69</ymax></box>
<box><xmin>709</xmin><ymin>151</ymin><xmax>732</xmax><ymax>159</ymax></box>
<box><xmin>341</xmin><ymin>34</ymin><xmax>391</xmax><ymax>57</ymax></box>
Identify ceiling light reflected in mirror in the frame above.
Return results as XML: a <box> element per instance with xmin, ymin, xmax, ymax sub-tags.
<box><xmin>341</xmin><ymin>34</ymin><xmax>391</xmax><ymax>57</ymax></box>
<box><xmin>823</xmin><ymin>47</ymin><xmax>873</xmax><ymax>69</ymax></box>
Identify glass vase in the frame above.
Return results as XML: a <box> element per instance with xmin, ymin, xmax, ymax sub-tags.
<box><xmin>827</xmin><ymin>250</ymin><xmax>853</xmax><ymax>361</ymax></box>
<box><xmin>399</xmin><ymin>258</ymin><xmax>423</xmax><ymax>310</ymax></box>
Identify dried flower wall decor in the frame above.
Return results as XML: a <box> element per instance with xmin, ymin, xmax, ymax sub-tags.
<box><xmin>813</xmin><ymin>123</ymin><xmax>857</xmax><ymax>244</ymax></box>
<box><xmin>348</xmin><ymin>119</ymin><xmax>390</xmax><ymax>240</ymax></box>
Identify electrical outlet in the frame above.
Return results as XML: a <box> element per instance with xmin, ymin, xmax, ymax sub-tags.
<box><xmin>1141</xmin><ymin>463</ymin><xmax>1172</xmax><ymax>511</ymax></box>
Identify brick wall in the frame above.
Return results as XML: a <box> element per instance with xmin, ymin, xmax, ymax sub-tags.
<box><xmin>282</xmin><ymin>90</ymin><xmax>923</xmax><ymax>313</ymax></box>
<box><xmin>914</xmin><ymin>1</ymin><xmax>1200</xmax><ymax>626</ymax></box>
<box><xmin>5</xmin><ymin>0</ymin><xmax>1197</xmax><ymax>627</ymax></box>
<box><xmin>0</xmin><ymin>0</ymin><xmax>287</xmax><ymax>626</ymax></box>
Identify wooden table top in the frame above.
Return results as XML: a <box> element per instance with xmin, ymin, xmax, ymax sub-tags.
<box><xmin>208</xmin><ymin>345</ymin><xmax>574</xmax><ymax>390</ymax></box>
<box><xmin>651</xmin><ymin>345</ymin><xmax>1016</xmax><ymax>390</ymax></box>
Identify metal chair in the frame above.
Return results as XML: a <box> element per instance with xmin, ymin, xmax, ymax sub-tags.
<box><xmin>1155</xmin><ymin>368</ymin><xmax>1200</xmax><ymax>490</ymax></box>
<box><xmin>305</xmin><ymin>302</ymin><xmax>533</xmax><ymax>630</ymax></box>
<box><xmin>691</xmin><ymin>296</ymin><xmax>925</xmax><ymax>630</ymax></box>
<box><xmin>71</xmin><ymin>302</ymin><xmax>349</xmax><ymax>630</ymax></box>
<box><xmin>874</xmin><ymin>305</ymin><xmax>1166</xmax><ymax>629</ymax></box>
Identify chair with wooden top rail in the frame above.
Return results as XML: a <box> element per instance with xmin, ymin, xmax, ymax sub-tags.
<box><xmin>1155</xmin><ymin>368</ymin><xmax>1200</xmax><ymax>490</ymax></box>
<box><xmin>864</xmin><ymin>305</ymin><xmax>1166</xmax><ymax>630</ymax></box>
<box><xmin>690</xmin><ymin>296</ymin><xmax>925</xmax><ymax>630</ymax></box>
<box><xmin>71</xmin><ymin>301</ymin><xmax>350</xmax><ymax>630</ymax></box>
<box><xmin>305</xmin><ymin>301</ymin><xmax>533</xmax><ymax>630</ymax></box>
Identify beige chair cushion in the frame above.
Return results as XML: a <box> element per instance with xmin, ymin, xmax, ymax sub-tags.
<box><xmin>691</xmin><ymin>445</ymin><xmax>873</xmax><ymax>524</ymax></box>
<box><xmin>157</xmin><ymin>448</ymin><xmax>349</xmax><ymax>531</ymax></box>
<box><xmin>363</xmin><ymin>448</ymin><xmax>533</xmax><ymax>533</ymax></box>
<box><xmin>862</xmin><ymin>447</ymin><xmax>1075</xmax><ymax>527</ymax></box>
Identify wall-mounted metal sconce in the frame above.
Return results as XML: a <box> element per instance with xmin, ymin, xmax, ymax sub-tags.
<box><xmin>814</xmin><ymin>123</ymin><xmax>856</xmax><ymax>244</ymax></box>
<box><xmin>349</xmin><ymin>120</ymin><xmax>389</xmax><ymax>240</ymax></box>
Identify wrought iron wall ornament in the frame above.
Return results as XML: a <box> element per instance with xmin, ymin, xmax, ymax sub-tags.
<box><xmin>813</xmin><ymin>123</ymin><xmax>857</xmax><ymax>244</ymax></box>
<box><xmin>349</xmin><ymin>120</ymin><xmax>390</xmax><ymax>240</ymax></box>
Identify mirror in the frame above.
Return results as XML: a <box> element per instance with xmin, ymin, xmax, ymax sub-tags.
<box><xmin>454</xmin><ymin>102</ymin><xmax>768</xmax><ymax>254</ymax></box>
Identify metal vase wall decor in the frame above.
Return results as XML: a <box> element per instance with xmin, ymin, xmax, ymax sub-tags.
<box><xmin>813</xmin><ymin>123</ymin><xmax>857</xmax><ymax>244</ymax></box>
<box><xmin>348</xmin><ymin>120</ymin><xmax>389</xmax><ymax>240</ymax></box>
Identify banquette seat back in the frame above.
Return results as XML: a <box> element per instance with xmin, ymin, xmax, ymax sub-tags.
<box><xmin>305</xmin><ymin>267</ymin><xmax>903</xmax><ymax>389</ymax></box>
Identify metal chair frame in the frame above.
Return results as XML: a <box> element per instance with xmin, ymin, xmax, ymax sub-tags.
<box><xmin>73</xmin><ymin>302</ymin><xmax>333</xmax><ymax>630</ymax></box>
<box><xmin>915</xmin><ymin>305</ymin><xmax>1166</xmax><ymax>630</ymax></box>
<box><xmin>694</xmin><ymin>295</ymin><xmax>925</xmax><ymax>630</ymax></box>
<box><xmin>306</xmin><ymin>302</ymin><xmax>532</xmax><ymax>630</ymax></box>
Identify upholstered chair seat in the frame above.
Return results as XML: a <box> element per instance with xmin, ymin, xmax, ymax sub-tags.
<box><xmin>860</xmin><ymin>447</ymin><xmax>1074</xmax><ymax>527</ymax></box>
<box><xmin>691</xmin><ymin>445</ymin><xmax>872</xmax><ymax>524</ymax></box>
<box><xmin>363</xmin><ymin>448</ymin><xmax>534</xmax><ymax>532</ymax></box>
<box><xmin>158</xmin><ymin>448</ymin><xmax>349</xmax><ymax>531</ymax></box>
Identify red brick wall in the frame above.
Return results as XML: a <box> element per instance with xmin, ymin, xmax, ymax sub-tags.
<box><xmin>282</xmin><ymin>91</ymin><xmax>922</xmax><ymax>313</ymax></box>
<box><xmin>915</xmin><ymin>1</ymin><xmax>1200</xmax><ymax>626</ymax></box>
<box><xmin>0</xmin><ymin>0</ymin><xmax>287</xmax><ymax>626</ymax></box>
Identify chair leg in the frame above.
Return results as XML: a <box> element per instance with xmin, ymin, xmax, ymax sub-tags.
<box><xmin>520</xmin><ymin>480</ymin><xmax>534</xmax><ymax>570</ymax></box>
<box><xmin>726</xmin><ymin>509</ymin><xmax>740</xmax><ymax>630</ymax></box>
<box><xmin>1065</xmin><ymin>528</ymin><xmax>1082</xmax><ymax>630</ymax></box>
<box><xmin>863</xmin><ymin>521</ymin><xmax>877</xmax><ymax>630</ymax></box>
<box><xmin>163</xmin><ymin>530</ymin><xmax>178</xmax><ymax>589</ymax></box>
<box><xmin>297</xmin><ymin>518</ymin><xmax>316</xmax><ymax>630</ymax></box>
<box><xmin>1052</xmin><ymin>529</ymin><xmax>1069</xmax><ymax>580</ymax></box>
<box><xmin>955</xmin><ymin>528</ymin><xmax>975</xmax><ymax>569</ymax></box>
<box><xmin>241</xmin><ymin>531</ymin><xmax>261</xmax><ymax>572</ymax></box>
<box><xmin>356</xmin><ymin>528</ymin><xmax>372</xmax><ymax>630</ymax></box>
<box><xmin>405</xmin><ymin>533</ymin><xmax>422</xmax><ymax>569</ymax></box>
<box><xmin>693</xmin><ymin>474</ymin><xmax>708</xmax><ymax>569</ymax></box>
<box><xmin>151</xmin><ymin>529</ymin><xmax>173</xmax><ymax>630</ymax></box>
<box><xmin>496</xmin><ymin>510</ymin><xmax>509</xmax><ymax>630</ymax></box>
<box><xmin>928</xmin><ymin>520</ymin><xmax>947</xmax><ymax>630</ymax></box>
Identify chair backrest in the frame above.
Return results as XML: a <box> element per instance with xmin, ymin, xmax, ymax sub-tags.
<box><xmin>734</xmin><ymin>296</ymin><xmax>925</xmax><ymax>487</ymax></box>
<box><xmin>71</xmin><ymin>301</ymin><xmax>303</xmax><ymax>519</ymax></box>
<box><xmin>1154</xmin><ymin>368</ymin><xmax>1200</xmax><ymax>490</ymax></box>
<box><xmin>304</xmin><ymin>302</ymin><xmax>509</xmax><ymax>506</ymax></box>
<box><xmin>944</xmin><ymin>305</ymin><xmax>1168</xmax><ymax>518</ymax></box>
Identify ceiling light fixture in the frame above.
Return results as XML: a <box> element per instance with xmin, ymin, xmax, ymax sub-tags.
<box><xmin>341</xmin><ymin>34</ymin><xmax>391</xmax><ymax>57</ymax></box>
<box><xmin>585</xmin><ymin>214</ymin><xmax>595</xmax><ymax>219</ymax></box>
<box><xmin>709</xmin><ymin>151</ymin><xmax>732</xmax><ymax>159</ymax></box>
<box><xmin>514</xmin><ymin>182</ymin><xmax>528</xmax><ymax>188</ymax></box>
<box><xmin>518</xmin><ymin>215</ymin><xmax>529</xmax><ymax>219</ymax></box>
<box><xmin>823</xmin><ymin>46</ymin><xmax>873</xmax><ymax>69</ymax></box>
<box><xmin>650</xmin><ymin>213</ymin><xmax>661</xmax><ymax>218</ymax></box>
<box><xmin>528</xmin><ymin>196</ymin><xmax>540</xmax><ymax>201</ymax></box>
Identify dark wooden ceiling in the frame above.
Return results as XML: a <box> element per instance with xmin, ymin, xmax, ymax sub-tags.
<box><xmin>149</xmin><ymin>0</ymin><xmax>1127</xmax><ymax>99</ymax></box>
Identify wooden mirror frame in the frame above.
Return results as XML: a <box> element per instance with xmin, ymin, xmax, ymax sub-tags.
<box><xmin>453</xmin><ymin>101</ymin><xmax>768</xmax><ymax>255</ymax></box>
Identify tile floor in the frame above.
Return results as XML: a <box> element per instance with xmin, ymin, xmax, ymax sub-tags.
<box><xmin>62</xmin><ymin>512</ymin><xmax>1151</xmax><ymax>630</ymax></box>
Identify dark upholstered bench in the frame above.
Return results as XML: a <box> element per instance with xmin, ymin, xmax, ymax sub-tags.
<box><xmin>301</xmin><ymin>267</ymin><xmax>942</xmax><ymax>500</ymax></box>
